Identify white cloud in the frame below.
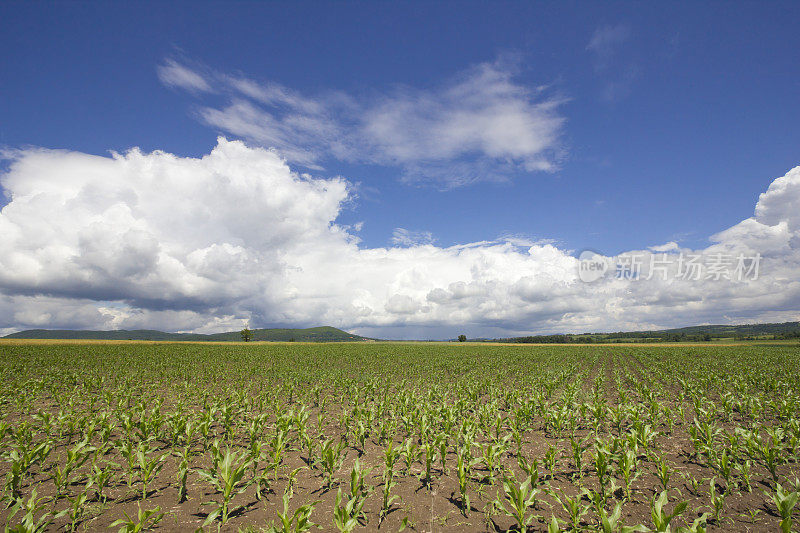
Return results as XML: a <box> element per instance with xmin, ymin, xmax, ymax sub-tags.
<box><xmin>391</xmin><ymin>228</ymin><xmax>435</xmax><ymax>247</ymax></box>
<box><xmin>157</xmin><ymin>59</ymin><xmax>212</xmax><ymax>93</ymax></box>
<box><xmin>587</xmin><ymin>24</ymin><xmax>630</xmax><ymax>70</ymax></box>
<box><xmin>587</xmin><ymin>25</ymin><xmax>637</xmax><ymax>102</ymax></box>
<box><xmin>649</xmin><ymin>241</ymin><xmax>680</xmax><ymax>252</ymax></box>
<box><xmin>157</xmin><ymin>58</ymin><xmax>566</xmax><ymax>188</ymax></box>
<box><xmin>1</xmin><ymin>141</ymin><xmax>799</xmax><ymax>338</ymax></box>
<box><xmin>359</xmin><ymin>63</ymin><xmax>565</xmax><ymax>181</ymax></box>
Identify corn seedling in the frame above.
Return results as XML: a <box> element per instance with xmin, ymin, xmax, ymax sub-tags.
<box><xmin>652</xmin><ymin>454</ymin><xmax>673</xmax><ymax>492</ymax></box>
<box><xmin>269</xmin><ymin>427</ymin><xmax>289</xmax><ymax>482</ymax></box>
<box><xmin>480</xmin><ymin>440</ymin><xmax>507</xmax><ymax>484</ymax></box>
<box><xmin>51</xmin><ymin>437</ymin><xmax>95</xmax><ymax>500</ymax></box>
<box><xmin>549</xmin><ymin>489</ymin><xmax>590</xmax><ymax>531</ymax></box>
<box><xmin>401</xmin><ymin>438</ymin><xmax>420</xmax><ymax>475</ymax></box>
<box><xmin>676</xmin><ymin>513</ymin><xmax>709</xmax><ymax>533</ymax></box>
<box><xmin>569</xmin><ymin>436</ymin><xmax>590</xmax><ymax>478</ymax></box>
<box><xmin>598</xmin><ymin>502</ymin><xmax>649</xmax><ymax>533</ymax></box>
<box><xmin>765</xmin><ymin>483</ymin><xmax>799</xmax><ymax>533</ymax></box>
<box><xmin>421</xmin><ymin>438</ymin><xmax>437</xmax><ymax>487</ymax></box>
<box><xmin>380</xmin><ymin>442</ymin><xmax>401</xmax><ymax>523</ymax></box>
<box><xmin>495</xmin><ymin>473</ymin><xmax>540</xmax><ymax>533</ymax></box>
<box><xmin>707</xmin><ymin>478</ymin><xmax>725</xmax><ymax>523</ymax></box>
<box><xmin>332</xmin><ymin>487</ymin><xmax>366</xmax><ymax>533</ymax></box>
<box><xmin>735</xmin><ymin>459</ymin><xmax>752</xmax><ymax>492</ymax></box>
<box><xmin>543</xmin><ymin>445</ymin><xmax>558</xmax><ymax>477</ymax></box>
<box><xmin>199</xmin><ymin>446</ymin><xmax>253</xmax><ymax>526</ymax></box>
<box><xmin>618</xmin><ymin>449</ymin><xmax>639</xmax><ymax>500</ymax></box>
<box><xmin>593</xmin><ymin>443</ymin><xmax>613</xmax><ymax>498</ymax></box>
<box><xmin>109</xmin><ymin>504</ymin><xmax>165</xmax><ymax>533</ymax></box>
<box><xmin>650</xmin><ymin>490</ymin><xmax>687</xmax><ymax>532</ymax></box>
<box><xmin>348</xmin><ymin>457</ymin><xmax>371</xmax><ymax>504</ymax></box>
<box><xmin>284</xmin><ymin>466</ymin><xmax>305</xmax><ymax>499</ymax></box>
<box><xmin>60</xmin><ymin>491</ymin><xmax>89</xmax><ymax>533</ymax></box>
<box><xmin>319</xmin><ymin>438</ymin><xmax>346</xmax><ymax>489</ymax></box>
<box><xmin>86</xmin><ymin>461</ymin><xmax>116</xmax><ymax>503</ymax></box>
<box><xmin>5</xmin><ymin>489</ymin><xmax>53</xmax><ymax>533</ymax></box>
<box><xmin>265</xmin><ymin>492</ymin><xmax>320</xmax><ymax>533</ymax></box>
<box><xmin>136</xmin><ymin>442</ymin><xmax>167</xmax><ymax>499</ymax></box>
<box><xmin>175</xmin><ymin>446</ymin><xmax>190</xmax><ymax>503</ymax></box>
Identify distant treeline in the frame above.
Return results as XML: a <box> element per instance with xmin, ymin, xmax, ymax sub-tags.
<box><xmin>498</xmin><ymin>321</ymin><xmax>800</xmax><ymax>344</ymax></box>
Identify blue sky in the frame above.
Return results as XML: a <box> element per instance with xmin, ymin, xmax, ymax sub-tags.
<box><xmin>1</xmin><ymin>2</ymin><xmax>799</xmax><ymax>338</ymax></box>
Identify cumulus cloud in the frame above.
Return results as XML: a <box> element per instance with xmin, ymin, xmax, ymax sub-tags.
<box><xmin>157</xmin><ymin>58</ymin><xmax>566</xmax><ymax>188</ymax></box>
<box><xmin>1</xmin><ymin>140</ymin><xmax>799</xmax><ymax>338</ymax></box>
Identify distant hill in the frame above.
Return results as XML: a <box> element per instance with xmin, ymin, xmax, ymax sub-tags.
<box><xmin>652</xmin><ymin>322</ymin><xmax>800</xmax><ymax>337</ymax></box>
<box><xmin>2</xmin><ymin>326</ymin><xmax>370</xmax><ymax>342</ymax></box>
<box><xmin>499</xmin><ymin>321</ymin><xmax>800</xmax><ymax>344</ymax></box>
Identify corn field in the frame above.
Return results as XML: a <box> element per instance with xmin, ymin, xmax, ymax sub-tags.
<box><xmin>1</xmin><ymin>341</ymin><xmax>799</xmax><ymax>532</ymax></box>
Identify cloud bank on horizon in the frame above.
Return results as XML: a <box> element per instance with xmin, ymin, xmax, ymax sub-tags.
<box><xmin>1</xmin><ymin>138</ymin><xmax>799</xmax><ymax>338</ymax></box>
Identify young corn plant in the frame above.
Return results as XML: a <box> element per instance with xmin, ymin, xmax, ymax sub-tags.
<box><xmin>299</xmin><ymin>429</ymin><xmax>319</xmax><ymax>468</ymax></box>
<box><xmin>618</xmin><ymin>449</ymin><xmax>639</xmax><ymax>501</ymax></box>
<box><xmin>549</xmin><ymin>489</ymin><xmax>591</xmax><ymax>531</ymax></box>
<box><xmin>117</xmin><ymin>438</ymin><xmax>138</xmax><ymax>489</ymax></box>
<box><xmin>707</xmin><ymin>478</ymin><xmax>726</xmax><ymax>523</ymax></box>
<box><xmin>456</xmin><ymin>452</ymin><xmax>477</xmax><ymax>517</ymax></box>
<box><xmin>86</xmin><ymin>461</ymin><xmax>116</xmax><ymax>503</ymax></box>
<box><xmin>5</xmin><ymin>489</ymin><xmax>54</xmax><ymax>533</ymax></box>
<box><xmin>401</xmin><ymin>437</ymin><xmax>421</xmax><ymax>475</ymax></box>
<box><xmin>355</xmin><ymin>420</ymin><xmax>369</xmax><ymax>453</ymax></box>
<box><xmin>437</xmin><ymin>433</ymin><xmax>449</xmax><ymax>475</ymax></box>
<box><xmin>634</xmin><ymin>423</ymin><xmax>659</xmax><ymax>454</ymax></box>
<box><xmin>495</xmin><ymin>473</ymin><xmax>540</xmax><ymax>533</ymax></box>
<box><xmin>60</xmin><ymin>491</ymin><xmax>89</xmax><ymax>533</ymax></box>
<box><xmin>421</xmin><ymin>437</ymin><xmax>437</xmax><ymax>488</ymax></box>
<box><xmin>255</xmin><ymin>463</ymin><xmax>274</xmax><ymax>501</ymax></box>
<box><xmin>109</xmin><ymin>504</ymin><xmax>165</xmax><ymax>533</ymax></box>
<box><xmin>269</xmin><ymin>427</ymin><xmax>289</xmax><ymax>482</ymax></box>
<box><xmin>593</xmin><ymin>443</ymin><xmax>613</xmax><ymax>499</ymax></box>
<box><xmin>547</xmin><ymin>515</ymin><xmax>563</xmax><ymax>533</ymax></box>
<box><xmin>480</xmin><ymin>440</ymin><xmax>507</xmax><ymax>484</ymax></box>
<box><xmin>652</xmin><ymin>454</ymin><xmax>673</xmax><ymax>492</ymax></box>
<box><xmin>377</xmin><ymin>416</ymin><xmax>396</xmax><ymax>447</ymax></box>
<box><xmin>598</xmin><ymin>502</ymin><xmax>649</xmax><ymax>533</ymax></box>
<box><xmin>735</xmin><ymin>459</ymin><xmax>752</xmax><ymax>492</ymax></box>
<box><xmin>199</xmin><ymin>446</ymin><xmax>253</xmax><ymax>526</ymax></box>
<box><xmin>764</xmin><ymin>483</ymin><xmax>799</xmax><ymax>533</ymax></box>
<box><xmin>4</xmin><ymin>451</ymin><xmax>28</xmax><ymax>502</ymax></box>
<box><xmin>4</xmin><ymin>441</ymin><xmax>51</xmax><ymax>500</ymax></box>
<box><xmin>319</xmin><ymin>438</ymin><xmax>346</xmax><ymax>489</ymax></box>
<box><xmin>265</xmin><ymin>492</ymin><xmax>320</xmax><ymax>533</ymax></box>
<box><xmin>248</xmin><ymin>437</ymin><xmax>264</xmax><ymax>476</ymax></box>
<box><xmin>51</xmin><ymin>437</ymin><xmax>95</xmax><ymax>501</ymax></box>
<box><xmin>348</xmin><ymin>458</ymin><xmax>372</xmax><ymax>504</ymax></box>
<box><xmin>517</xmin><ymin>455</ymin><xmax>540</xmax><ymax>489</ymax></box>
<box><xmin>379</xmin><ymin>442</ymin><xmax>401</xmax><ymax>524</ymax></box>
<box><xmin>543</xmin><ymin>445</ymin><xmax>558</xmax><ymax>478</ymax></box>
<box><xmin>285</xmin><ymin>466</ymin><xmax>305</xmax><ymax>500</ymax></box>
<box><xmin>569</xmin><ymin>436</ymin><xmax>590</xmax><ymax>479</ymax></box>
<box><xmin>175</xmin><ymin>446</ymin><xmax>190</xmax><ymax>503</ymax></box>
<box><xmin>332</xmin><ymin>487</ymin><xmax>366</xmax><ymax>533</ymax></box>
<box><xmin>650</xmin><ymin>490</ymin><xmax>687</xmax><ymax>532</ymax></box>
<box><xmin>136</xmin><ymin>442</ymin><xmax>167</xmax><ymax>499</ymax></box>
<box><xmin>759</xmin><ymin>441</ymin><xmax>783</xmax><ymax>483</ymax></box>
<box><xmin>710</xmin><ymin>448</ymin><xmax>733</xmax><ymax>488</ymax></box>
